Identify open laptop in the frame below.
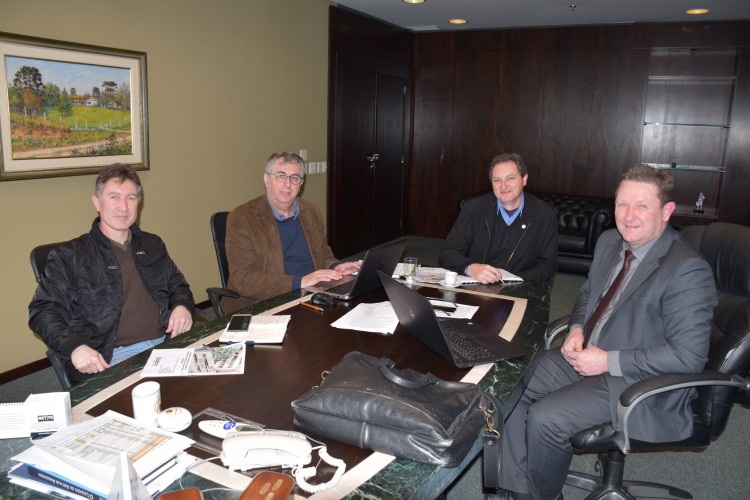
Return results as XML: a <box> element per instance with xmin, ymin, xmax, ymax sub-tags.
<box><xmin>377</xmin><ymin>270</ymin><xmax>527</xmax><ymax>368</ymax></box>
<box><xmin>305</xmin><ymin>238</ymin><xmax>407</xmax><ymax>300</ymax></box>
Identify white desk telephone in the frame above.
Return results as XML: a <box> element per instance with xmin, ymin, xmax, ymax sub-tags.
<box><xmin>220</xmin><ymin>430</ymin><xmax>312</xmax><ymax>471</ymax></box>
<box><xmin>218</xmin><ymin>429</ymin><xmax>346</xmax><ymax>494</ymax></box>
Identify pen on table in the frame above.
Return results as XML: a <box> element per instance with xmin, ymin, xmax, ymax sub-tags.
<box><xmin>143</xmin><ymin>456</ymin><xmax>179</xmax><ymax>486</ymax></box>
<box><xmin>226</xmin><ymin>340</ymin><xmax>255</xmax><ymax>345</ymax></box>
<box><xmin>300</xmin><ymin>301</ymin><xmax>325</xmax><ymax>313</ymax></box>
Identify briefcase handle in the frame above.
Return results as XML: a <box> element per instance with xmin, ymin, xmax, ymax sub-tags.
<box><xmin>378</xmin><ymin>357</ymin><xmax>440</xmax><ymax>389</ymax></box>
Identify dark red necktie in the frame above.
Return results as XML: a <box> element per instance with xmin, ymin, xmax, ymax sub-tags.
<box><xmin>582</xmin><ymin>250</ymin><xmax>634</xmax><ymax>348</ymax></box>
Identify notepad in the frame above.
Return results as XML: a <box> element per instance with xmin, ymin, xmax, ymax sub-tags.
<box><xmin>219</xmin><ymin>315</ymin><xmax>291</xmax><ymax>344</ymax></box>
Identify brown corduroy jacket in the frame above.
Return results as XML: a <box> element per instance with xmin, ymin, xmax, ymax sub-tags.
<box><xmin>221</xmin><ymin>195</ymin><xmax>338</xmax><ymax>313</ymax></box>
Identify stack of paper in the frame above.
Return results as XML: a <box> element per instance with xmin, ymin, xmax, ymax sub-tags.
<box><xmin>8</xmin><ymin>410</ymin><xmax>195</xmax><ymax>499</ymax></box>
<box><xmin>392</xmin><ymin>265</ymin><xmax>523</xmax><ymax>284</ymax></box>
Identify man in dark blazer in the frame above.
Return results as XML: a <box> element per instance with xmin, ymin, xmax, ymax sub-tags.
<box><xmin>439</xmin><ymin>153</ymin><xmax>558</xmax><ymax>283</ymax></box>
<box><xmin>494</xmin><ymin>164</ymin><xmax>717</xmax><ymax>500</ymax></box>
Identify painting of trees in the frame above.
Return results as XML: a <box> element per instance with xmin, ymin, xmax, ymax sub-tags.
<box><xmin>0</xmin><ymin>33</ymin><xmax>147</xmax><ymax>179</ymax></box>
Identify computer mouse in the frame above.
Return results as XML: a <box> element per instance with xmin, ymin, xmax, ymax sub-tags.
<box><xmin>311</xmin><ymin>293</ymin><xmax>337</xmax><ymax>307</ymax></box>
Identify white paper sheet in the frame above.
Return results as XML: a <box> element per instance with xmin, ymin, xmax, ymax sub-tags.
<box><xmin>331</xmin><ymin>301</ymin><xmax>399</xmax><ymax>335</ymax></box>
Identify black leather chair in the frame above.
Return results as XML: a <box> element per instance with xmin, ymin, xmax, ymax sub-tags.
<box><xmin>206</xmin><ymin>211</ymin><xmax>239</xmax><ymax>318</ymax></box>
<box><xmin>30</xmin><ymin>242</ymin><xmax>73</xmax><ymax>391</ymax></box>
<box><xmin>543</xmin><ymin>221</ymin><xmax>750</xmax><ymax>499</ymax></box>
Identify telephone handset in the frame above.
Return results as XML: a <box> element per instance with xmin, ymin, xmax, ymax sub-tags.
<box><xmin>219</xmin><ymin>429</ymin><xmax>346</xmax><ymax>494</ymax></box>
<box><xmin>220</xmin><ymin>430</ymin><xmax>312</xmax><ymax>471</ymax></box>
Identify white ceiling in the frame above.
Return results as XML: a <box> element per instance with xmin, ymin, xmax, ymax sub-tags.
<box><xmin>333</xmin><ymin>0</ymin><xmax>750</xmax><ymax>32</ymax></box>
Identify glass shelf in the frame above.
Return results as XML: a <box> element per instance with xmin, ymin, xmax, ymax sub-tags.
<box><xmin>643</xmin><ymin>122</ymin><xmax>730</xmax><ymax>129</ymax></box>
<box><xmin>673</xmin><ymin>207</ymin><xmax>719</xmax><ymax>219</ymax></box>
<box><xmin>648</xmin><ymin>75</ymin><xmax>736</xmax><ymax>81</ymax></box>
<box><xmin>646</xmin><ymin>163</ymin><xmax>724</xmax><ymax>173</ymax></box>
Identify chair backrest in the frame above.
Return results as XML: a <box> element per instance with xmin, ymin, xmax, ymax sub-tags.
<box><xmin>30</xmin><ymin>242</ymin><xmax>65</xmax><ymax>284</ymax></box>
<box><xmin>30</xmin><ymin>241</ymin><xmax>73</xmax><ymax>390</ymax></box>
<box><xmin>210</xmin><ymin>211</ymin><xmax>230</xmax><ymax>288</ymax></box>
<box><xmin>682</xmin><ymin>222</ymin><xmax>750</xmax><ymax>438</ymax></box>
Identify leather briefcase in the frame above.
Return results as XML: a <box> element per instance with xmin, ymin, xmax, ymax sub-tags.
<box><xmin>291</xmin><ymin>351</ymin><xmax>493</xmax><ymax>467</ymax></box>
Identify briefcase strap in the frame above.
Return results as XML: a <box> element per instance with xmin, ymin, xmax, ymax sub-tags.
<box><xmin>481</xmin><ymin>393</ymin><xmax>503</xmax><ymax>491</ymax></box>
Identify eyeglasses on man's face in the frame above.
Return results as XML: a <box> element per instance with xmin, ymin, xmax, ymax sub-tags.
<box><xmin>268</xmin><ymin>171</ymin><xmax>304</xmax><ymax>185</ymax></box>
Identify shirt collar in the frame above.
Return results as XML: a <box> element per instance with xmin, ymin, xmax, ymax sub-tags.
<box><xmin>267</xmin><ymin>196</ymin><xmax>300</xmax><ymax>221</ymax></box>
<box><xmin>625</xmin><ymin>234</ymin><xmax>659</xmax><ymax>262</ymax></box>
<box><xmin>497</xmin><ymin>194</ymin><xmax>525</xmax><ymax>226</ymax></box>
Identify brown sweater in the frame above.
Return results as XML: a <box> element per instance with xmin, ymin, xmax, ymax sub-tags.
<box><xmin>222</xmin><ymin>195</ymin><xmax>338</xmax><ymax>313</ymax></box>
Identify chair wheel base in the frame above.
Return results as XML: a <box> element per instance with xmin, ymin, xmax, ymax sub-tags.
<box><xmin>566</xmin><ymin>471</ymin><xmax>692</xmax><ymax>500</ymax></box>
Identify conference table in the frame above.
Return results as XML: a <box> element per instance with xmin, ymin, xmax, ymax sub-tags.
<box><xmin>0</xmin><ymin>237</ymin><xmax>551</xmax><ymax>499</ymax></box>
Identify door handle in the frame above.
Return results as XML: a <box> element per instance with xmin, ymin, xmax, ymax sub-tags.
<box><xmin>365</xmin><ymin>153</ymin><xmax>379</xmax><ymax>169</ymax></box>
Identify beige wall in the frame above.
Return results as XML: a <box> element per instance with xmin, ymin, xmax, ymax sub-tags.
<box><xmin>0</xmin><ymin>0</ymin><xmax>331</xmax><ymax>372</ymax></box>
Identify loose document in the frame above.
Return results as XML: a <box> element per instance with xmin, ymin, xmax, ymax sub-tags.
<box><xmin>331</xmin><ymin>300</ymin><xmax>478</xmax><ymax>335</ymax></box>
<box><xmin>141</xmin><ymin>342</ymin><xmax>245</xmax><ymax>377</ymax></box>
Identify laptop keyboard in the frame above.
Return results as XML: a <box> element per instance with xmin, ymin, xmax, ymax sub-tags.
<box><xmin>441</xmin><ymin>323</ymin><xmax>495</xmax><ymax>361</ymax></box>
<box><xmin>324</xmin><ymin>281</ymin><xmax>354</xmax><ymax>296</ymax></box>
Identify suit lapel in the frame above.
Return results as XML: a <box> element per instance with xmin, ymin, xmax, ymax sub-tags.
<box><xmin>612</xmin><ymin>226</ymin><xmax>677</xmax><ymax>310</ymax></box>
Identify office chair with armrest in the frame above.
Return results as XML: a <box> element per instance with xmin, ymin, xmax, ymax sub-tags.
<box><xmin>543</xmin><ymin>221</ymin><xmax>750</xmax><ymax>499</ymax></box>
<box><xmin>206</xmin><ymin>211</ymin><xmax>239</xmax><ymax>318</ymax></box>
<box><xmin>30</xmin><ymin>242</ymin><xmax>73</xmax><ymax>391</ymax></box>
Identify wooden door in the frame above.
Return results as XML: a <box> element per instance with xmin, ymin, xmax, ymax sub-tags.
<box><xmin>329</xmin><ymin>55</ymin><xmax>409</xmax><ymax>258</ymax></box>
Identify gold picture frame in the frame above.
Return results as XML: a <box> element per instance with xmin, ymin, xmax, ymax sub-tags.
<box><xmin>0</xmin><ymin>32</ymin><xmax>148</xmax><ymax>181</ymax></box>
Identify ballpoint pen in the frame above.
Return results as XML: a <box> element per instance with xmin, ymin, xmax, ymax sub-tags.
<box><xmin>300</xmin><ymin>301</ymin><xmax>325</xmax><ymax>313</ymax></box>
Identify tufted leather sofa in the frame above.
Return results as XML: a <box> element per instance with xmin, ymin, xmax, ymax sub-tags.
<box><xmin>530</xmin><ymin>192</ymin><xmax>615</xmax><ymax>275</ymax></box>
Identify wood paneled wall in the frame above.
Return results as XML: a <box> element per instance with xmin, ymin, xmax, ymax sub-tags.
<box><xmin>328</xmin><ymin>8</ymin><xmax>750</xmax><ymax>242</ymax></box>
<box><xmin>410</xmin><ymin>21</ymin><xmax>750</xmax><ymax>237</ymax></box>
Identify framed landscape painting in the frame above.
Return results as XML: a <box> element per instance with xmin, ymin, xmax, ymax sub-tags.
<box><xmin>0</xmin><ymin>32</ymin><xmax>148</xmax><ymax>181</ymax></box>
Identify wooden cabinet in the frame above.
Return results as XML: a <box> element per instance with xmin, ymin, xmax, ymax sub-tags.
<box><xmin>640</xmin><ymin>48</ymin><xmax>739</xmax><ymax>221</ymax></box>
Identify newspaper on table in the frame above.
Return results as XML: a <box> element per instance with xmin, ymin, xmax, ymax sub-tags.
<box><xmin>140</xmin><ymin>343</ymin><xmax>245</xmax><ymax>377</ymax></box>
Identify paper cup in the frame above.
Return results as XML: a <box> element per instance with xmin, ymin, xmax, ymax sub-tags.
<box><xmin>132</xmin><ymin>381</ymin><xmax>161</xmax><ymax>424</ymax></box>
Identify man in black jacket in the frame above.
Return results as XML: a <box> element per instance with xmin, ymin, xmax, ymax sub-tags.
<box><xmin>29</xmin><ymin>164</ymin><xmax>194</xmax><ymax>384</ymax></box>
<box><xmin>439</xmin><ymin>153</ymin><xmax>558</xmax><ymax>283</ymax></box>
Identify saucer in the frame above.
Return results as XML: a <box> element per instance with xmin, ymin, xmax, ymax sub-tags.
<box><xmin>438</xmin><ymin>280</ymin><xmax>459</xmax><ymax>288</ymax></box>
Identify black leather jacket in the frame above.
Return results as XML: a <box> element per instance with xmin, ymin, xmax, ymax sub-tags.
<box><xmin>29</xmin><ymin>218</ymin><xmax>194</xmax><ymax>375</ymax></box>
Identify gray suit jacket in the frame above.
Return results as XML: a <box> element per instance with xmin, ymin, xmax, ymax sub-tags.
<box><xmin>569</xmin><ymin>225</ymin><xmax>716</xmax><ymax>442</ymax></box>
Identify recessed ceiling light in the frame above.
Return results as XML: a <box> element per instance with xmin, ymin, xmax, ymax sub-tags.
<box><xmin>448</xmin><ymin>18</ymin><xmax>468</xmax><ymax>25</ymax></box>
<box><xmin>403</xmin><ymin>0</ymin><xmax>425</xmax><ymax>4</ymax></box>
<box><xmin>686</xmin><ymin>8</ymin><xmax>709</xmax><ymax>15</ymax></box>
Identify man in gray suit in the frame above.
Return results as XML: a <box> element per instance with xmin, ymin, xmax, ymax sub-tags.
<box><xmin>494</xmin><ymin>164</ymin><xmax>717</xmax><ymax>500</ymax></box>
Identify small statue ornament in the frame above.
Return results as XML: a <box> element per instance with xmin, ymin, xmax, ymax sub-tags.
<box><xmin>694</xmin><ymin>192</ymin><xmax>705</xmax><ymax>214</ymax></box>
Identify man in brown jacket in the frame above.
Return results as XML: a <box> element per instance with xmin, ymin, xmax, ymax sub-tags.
<box><xmin>222</xmin><ymin>152</ymin><xmax>359</xmax><ymax>313</ymax></box>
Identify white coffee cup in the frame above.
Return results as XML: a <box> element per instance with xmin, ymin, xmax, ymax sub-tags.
<box><xmin>132</xmin><ymin>381</ymin><xmax>161</xmax><ymax>424</ymax></box>
<box><xmin>444</xmin><ymin>270</ymin><xmax>458</xmax><ymax>286</ymax></box>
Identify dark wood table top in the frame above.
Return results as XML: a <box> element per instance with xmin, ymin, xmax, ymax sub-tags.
<box><xmin>82</xmin><ymin>285</ymin><xmax>529</xmax><ymax>495</ymax></box>
<box><xmin>1</xmin><ymin>240</ymin><xmax>551</xmax><ymax>499</ymax></box>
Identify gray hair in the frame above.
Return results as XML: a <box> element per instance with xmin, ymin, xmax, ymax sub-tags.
<box><xmin>265</xmin><ymin>151</ymin><xmax>306</xmax><ymax>178</ymax></box>
<box><xmin>94</xmin><ymin>163</ymin><xmax>142</xmax><ymax>200</ymax></box>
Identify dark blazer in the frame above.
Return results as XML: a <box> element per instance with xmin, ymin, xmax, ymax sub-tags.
<box><xmin>570</xmin><ymin>225</ymin><xmax>717</xmax><ymax>442</ymax></box>
<box><xmin>439</xmin><ymin>192</ymin><xmax>558</xmax><ymax>282</ymax></box>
